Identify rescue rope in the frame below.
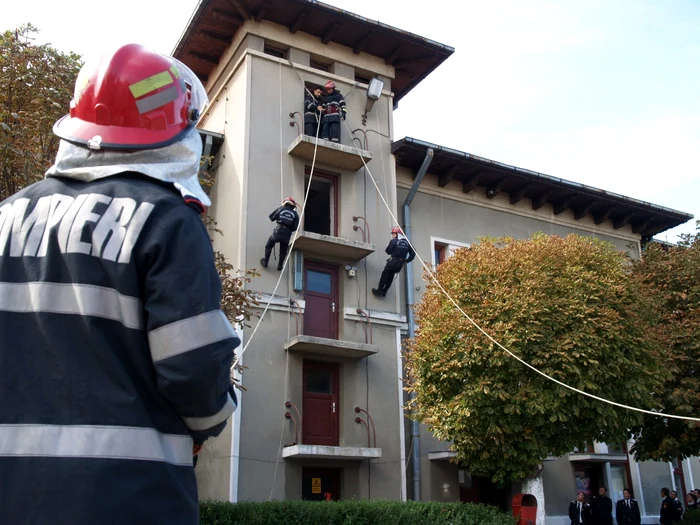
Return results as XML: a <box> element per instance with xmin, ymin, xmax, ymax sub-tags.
<box><xmin>341</xmin><ymin>119</ymin><xmax>700</xmax><ymax>423</ymax></box>
<box><xmin>231</xmin><ymin>90</ymin><xmax>322</xmax><ymax>372</ymax></box>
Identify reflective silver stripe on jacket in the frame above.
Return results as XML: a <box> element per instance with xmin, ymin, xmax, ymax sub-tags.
<box><xmin>183</xmin><ymin>392</ymin><xmax>236</xmax><ymax>431</ymax></box>
<box><xmin>0</xmin><ymin>424</ymin><xmax>192</xmax><ymax>466</ymax></box>
<box><xmin>148</xmin><ymin>310</ymin><xmax>235</xmax><ymax>363</ymax></box>
<box><xmin>0</xmin><ymin>281</ymin><xmax>142</xmax><ymax>330</ymax></box>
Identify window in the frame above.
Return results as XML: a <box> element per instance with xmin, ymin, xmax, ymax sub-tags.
<box><xmin>354</xmin><ymin>73</ymin><xmax>371</xmax><ymax>85</ymax></box>
<box><xmin>263</xmin><ymin>44</ymin><xmax>288</xmax><ymax>59</ymax></box>
<box><xmin>432</xmin><ymin>238</ymin><xmax>470</xmax><ymax>266</ymax></box>
<box><xmin>671</xmin><ymin>457</ymin><xmax>687</xmax><ymax>499</ymax></box>
<box><xmin>304</xmin><ymin>170</ymin><xmax>338</xmax><ymax>236</ymax></box>
<box><xmin>434</xmin><ymin>242</ymin><xmax>447</xmax><ymax>266</ymax></box>
<box><xmin>310</xmin><ymin>58</ymin><xmax>330</xmax><ymax>72</ymax></box>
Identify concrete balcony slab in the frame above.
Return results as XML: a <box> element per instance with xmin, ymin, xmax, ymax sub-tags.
<box><xmin>282</xmin><ymin>444</ymin><xmax>382</xmax><ymax>460</ymax></box>
<box><xmin>288</xmin><ymin>135</ymin><xmax>372</xmax><ymax>172</ymax></box>
<box><xmin>284</xmin><ymin>335</ymin><xmax>378</xmax><ymax>359</ymax></box>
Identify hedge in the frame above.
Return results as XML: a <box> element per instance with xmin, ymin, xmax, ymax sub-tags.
<box><xmin>200</xmin><ymin>500</ymin><xmax>516</xmax><ymax>525</ymax></box>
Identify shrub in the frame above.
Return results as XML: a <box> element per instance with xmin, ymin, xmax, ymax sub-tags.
<box><xmin>199</xmin><ymin>500</ymin><xmax>515</xmax><ymax>525</ymax></box>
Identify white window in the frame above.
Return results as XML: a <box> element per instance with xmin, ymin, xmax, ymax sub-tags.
<box><xmin>430</xmin><ymin>237</ymin><xmax>470</xmax><ymax>266</ymax></box>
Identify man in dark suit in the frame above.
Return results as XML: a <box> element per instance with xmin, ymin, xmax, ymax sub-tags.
<box><xmin>660</xmin><ymin>487</ymin><xmax>675</xmax><ymax>525</ymax></box>
<box><xmin>616</xmin><ymin>488</ymin><xmax>641</xmax><ymax>525</ymax></box>
<box><xmin>570</xmin><ymin>492</ymin><xmax>592</xmax><ymax>525</ymax></box>
<box><xmin>592</xmin><ymin>486</ymin><xmax>613</xmax><ymax>525</ymax></box>
<box><xmin>670</xmin><ymin>490</ymin><xmax>683</xmax><ymax>523</ymax></box>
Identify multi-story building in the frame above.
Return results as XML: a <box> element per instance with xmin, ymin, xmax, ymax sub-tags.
<box><xmin>174</xmin><ymin>1</ymin><xmax>698</xmax><ymax>522</ymax></box>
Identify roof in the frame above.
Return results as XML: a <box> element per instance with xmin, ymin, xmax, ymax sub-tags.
<box><xmin>392</xmin><ymin>137</ymin><xmax>693</xmax><ymax>239</ymax></box>
<box><xmin>173</xmin><ymin>0</ymin><xmax>454</xmax><ymax>102</ymax></box>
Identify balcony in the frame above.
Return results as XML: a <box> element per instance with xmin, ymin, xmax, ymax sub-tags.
<box><xmin>282</xmin><ymin>444</ymin><xmax>381</xmax><ymax>461</ymax></box>
<box><xmin>568</xmin><ymin>452</ymin><xmax>628</xmax><ymax>463</ymax></box>
<box><xmin>288</xmin><ymin>135</ymin><xmax>373</xmax><ymax>172</ymax></box>
<box><xmin>284</xmin><ymin>335</ymin><xmax>378</xmax><ymax>359</ymax></box>
<box><xmin>293</xmin><ymin>231</ymin><xmax>375</xmax><ymax>263</ymax></box>
<box><xmin>428</xmin><ymin>450</ymin><xmax>457</xmax><ymax>461</ymax></box>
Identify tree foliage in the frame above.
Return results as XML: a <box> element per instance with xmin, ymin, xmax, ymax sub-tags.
<box><xmin>0</xmin><ymin>24</ymin><xmax>82</xmax><ymax>200</ymax></box>
<box><xmin>1</xmin><ymin>26</ymin><xmax>259</xmax><ymax>363</ymax></box>
<box><xmin>406</xmin><ymin>234</ymin><xmax>667</xmax><ymax>484</ymax></box>
<box><xmin>630</xmin><ymin>225</ymin><xmax>700</xmax><ymax>461</ymax></box>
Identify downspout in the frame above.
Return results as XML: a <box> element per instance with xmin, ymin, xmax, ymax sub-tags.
<box><xmin>402</xmin><ymin>147</ymin><xmax>434</xmax><ymax>501</ymax></box>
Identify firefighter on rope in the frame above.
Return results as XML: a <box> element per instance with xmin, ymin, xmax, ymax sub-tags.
<box><xmin>372</xmin><ymin>227</ymin><xmax>415</xmax><ymax>297</ymax></box>
<box><xmin>320</xmin><ymin>80</ymin><xmax>347</xmax><ymax>142</ymax></box>
<box><xmin>261</xmin><ymin>197</ymin><xmax>300</xmax><ymax>271</ymax></box>
<box><xmin>0</xmin><ymin>44</ymin><xmax>239</xmax><ymax>525</ymax></box>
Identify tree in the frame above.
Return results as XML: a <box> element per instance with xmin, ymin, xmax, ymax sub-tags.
<box><xmin>1</xmin><ymin>26</ymin><xmax>259</xmax><ymax>376</ymax></box>
<box><xmin>405</xmin><ymin>233</ymin><xmax>667</xmax><ymax>484</ymax></box>
<box><xmin>630</xmin><ymin>224</ymin><xmax>700</xmax><ymax>462</ymax></box>
<box><xmin>0</xmin><ymin>24</ymin><xmax>82</xmax><ymax>200</ymax></box>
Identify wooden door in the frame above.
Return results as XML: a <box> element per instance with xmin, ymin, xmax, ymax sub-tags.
<box><xmin>302</xmin><ymin>361</ymin><xmax>339</xmax><ymax>446</ymax></box>
<box><xmin>303</xmin><ymin>261</ymin><xmax>338</xmax><ymax>339</ymax></box>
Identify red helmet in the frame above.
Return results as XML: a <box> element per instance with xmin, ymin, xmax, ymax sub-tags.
<box><xmin>324</xmin><ymin>81</ymin><xmax>336</xmax><ymax>90</ymax></box>
<box><xmin>391</xmin><ymin>227</ymin><xmax>402</xmax><ymax>234</ymax></box>
<box><xmin>283</xmin><ymin>197</ymin><xmax>298</xmax><ymax>208</ymax></box>
<box><xmin>53</xmin><ymin>44</ymin><xmax>208</xmax><ymax>150</ymax></box>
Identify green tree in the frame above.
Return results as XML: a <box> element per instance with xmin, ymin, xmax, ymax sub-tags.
<box><xmin>406</xmin><ymin>233</ymin><xmax>667</xmax><ymax>484</ymax></box>
<box><xmin>0</xmin><ymin>24</ymin><xmax>82</xmax><ymax>200</ymax></box>
<box><xmin>630</xmin><ymin>224</ymin><xmax>700</xmax><ymax>461</ymax></box>
<box><xmin>1</xmin><ymin>26</ymin><xmax>258</xmax><ymax>379</ymax></box>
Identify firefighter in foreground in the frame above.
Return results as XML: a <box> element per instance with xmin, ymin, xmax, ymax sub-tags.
<box><xmin>304</xmin><ymin>86</ymin><xmax>324</xmax><ymax>137</ymax></box>
<box><xmin>261</xmin><ymin>197</ymin><xmax>300</xmax><ymax>271</ymax></box>
<box><xmin>320</xmin><ymin>80</ymin><xmax>347</xmax><ymax>142</ymax></box>
<box><xmin>0</xmin><ymin>44</ymin><xmax>239</xmax><ymax>525</ymax></box>
<box><xmin>372</xmin><ymin>227</ymin><xmax>415</xmax><ymax>297</ymax></box>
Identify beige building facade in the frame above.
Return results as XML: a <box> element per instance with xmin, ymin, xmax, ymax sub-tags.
<box><xmin>174</xmin><ymin>1</ymin><xmax>697</xmax><ymax>522</ymax></box>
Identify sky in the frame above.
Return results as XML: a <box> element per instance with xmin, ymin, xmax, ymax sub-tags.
<box><xmin>5</xmin><ymin>0</ymin><xmax>699</xmax><ymax>241</ymax></box>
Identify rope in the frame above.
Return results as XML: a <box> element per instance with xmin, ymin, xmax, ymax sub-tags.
<box><xmin>341</xmin><ymin>119</ymin><xmax>700</xmax><ymax>423</ymax></box>
<box><xmin>230</xmin><ymin>71</ymin><xmax>323</xmax><ymax>372</ymax></box>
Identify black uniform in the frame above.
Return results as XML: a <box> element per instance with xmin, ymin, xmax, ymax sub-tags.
<box><xmin>320</xmin><ymin>89</ymin><xmax>346</xmax><ymax>143</ymax></box>
<box><xmin>373</xmin><ymin>236</ymin><xmax>415</xmax><ymax>297</ymax></box>
<box><xmin>568</xmin><ymin>500</ymin><xmax>592</xmax><ymax>525</ymax></box>
<box><xmin>615</xmin><ymin>498</ymin><xmax>641</xmax><ymax>525</ymax></box>
<box><xmin>262</xmin><ymin>204</ymin><xmax>299</xmax><ymax>270</ymax></box>
<box><xmin>303</xmin><ymin>91</ymin><xmax>323</xmax><ymax>137</ymax></box>
<box><xmin>592</xmin><ymin>495</ymin><xmax>613</xmax><ymax>525</ymax></box>
<box><xmin>671</xmin><ymin>497</ymin><xmax>683</xmax><ymax>522</ymax></box>
<box><xmin>660</xmin><ymin>495</ymin><xmax>675</xmax><ymax>525</ymax></box>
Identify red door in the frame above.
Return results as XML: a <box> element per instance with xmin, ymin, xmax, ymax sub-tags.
<box><xmin>302</xmin><ymin>361</ymin><xmax>339</xmax><ymax>446</ymax></box>
<box><xmin>303</xmin><ymin>261</ymin><xmax>338</xmax><ymax>339</ymax></box>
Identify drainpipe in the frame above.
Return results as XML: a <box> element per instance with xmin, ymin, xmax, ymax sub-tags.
<box><xmin>402</xmin><ymin>147</ymin><xmax>434</xmax><ymax>501</ymax></box>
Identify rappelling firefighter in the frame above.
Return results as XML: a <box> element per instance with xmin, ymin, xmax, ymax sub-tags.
<box><xmin>320</xmin><ymin>80</ymin><xmax>347</xmax><ymax>143</ymax></box>
<box><xmin>261</xmin><ymin>197</ymin><xmax>300</xmax><ymax>271</ymax></box>
<box><xmin>304</xmin><ymin>86</ymin><xmax>324</xmax><ymax>137</ymax></box>
<box><xmin>372</xmin><ymin>227</ymin><xmax>416</xmax><ymax>297</ymax></box>
<box><xmin>0</xmin><ymin>44</ymin><xmax>240</xmax><ymax>525</ymax></box>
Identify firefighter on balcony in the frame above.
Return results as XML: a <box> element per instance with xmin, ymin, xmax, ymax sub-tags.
<box><xmin>304</xmin><ymin>86</ymin><xmax>324</xmax><ymax>137</ymax></box>
<box><xmin>261</xmin><ymin>197</ymin><xmax>300</xmax><ymax>271</ymax></box>
<box><xmin>372</xmin><ymin>227</ymin><xmax>415</xmax><ymax>297</ymax></box>
<box><xmin>0</xmin><ymin>44</ymin><xmax>239</xmax><ymax>524</ymax></box>
<box><xmin>320</xmin><ymin>81</ymin><xmax>346</xmax><ymax>143</ymax></box>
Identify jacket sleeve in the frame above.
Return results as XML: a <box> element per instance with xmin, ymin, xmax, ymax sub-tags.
<box><xmin>292</xmin><ymin>212</ymin><xmax>300</xmax><ymax>232</ymax></box>
<box><xmin>385</xmin><ymin>239</ymin><xmax>397</xmax><ymax>255</ymax></box>
<box><xmin>140</xmin><ymin>204</ymin><xmax>240</xmax><ymax>443</ymax></box>
<box><xmin>269</xmin><ymin>206</ymin><xmax>280</xmax><ymax>222</ymax></box>
<box><xmin>340</xmin><ymin>94</ymin><xmax>347</xmax><ymax>120</ymax></box>
<box><xmin>406</xmin><ymin>242</ymin><xmax>416</xmax><ymax>263</ymax></box>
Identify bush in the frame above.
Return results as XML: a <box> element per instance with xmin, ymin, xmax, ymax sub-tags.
<box><xmin>199</xmin><ymin>500</ymin><xmax>515</xmax><ymax>525</ymax></box>
<box><xmin>684</xmin><ymin>509</ymin><xmax>700</xmax><ymax>525</ymax></box>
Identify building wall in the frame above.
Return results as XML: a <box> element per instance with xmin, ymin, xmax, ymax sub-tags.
<box><xmin>198</xmin><ymin>26</ymin><xmax>406</xmax><ymax>502</ymax></box>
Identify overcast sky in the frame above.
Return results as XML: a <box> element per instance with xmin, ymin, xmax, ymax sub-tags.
<box><xmin>5</xmin><ymin>0</ymin><xmax>699</xmax><ymax>241</ymax></box>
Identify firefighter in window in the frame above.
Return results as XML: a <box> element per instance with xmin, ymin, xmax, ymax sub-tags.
<box><xmin>304</xmin><ymin>86</ymin><xmax>324</xmax><ymax>138</ymax></box>
<box><xmin>320</xmin><ymin>81</ymin><xmax>346</xmax><ymax>143</ymax></box>
<box><xmin>372</xmin><ymin>227</ymin><xmax>415</xmax><ymax>297</ymax></box>
<box><xmin>261</xmin><ymin>197</ymin><xmax>300</xmax><ymax>271</ymax></box>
